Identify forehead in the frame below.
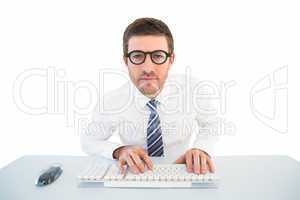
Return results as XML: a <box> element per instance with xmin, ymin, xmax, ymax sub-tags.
<box><xmin>128</xmin><ymin>35</ymin><xmax>169</xmax><ymax>52</ymax></box>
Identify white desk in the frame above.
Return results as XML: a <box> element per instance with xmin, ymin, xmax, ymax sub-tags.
<box><xmin>0</xmin><ymin>155</ymin><xmax>299</xmax><ymax>200</ymax></box>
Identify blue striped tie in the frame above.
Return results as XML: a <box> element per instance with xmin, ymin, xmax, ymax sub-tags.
<box><xmin>146</xmin><ymin>99</ymin><xmax>164</xmax><ymax>157</ymax></box>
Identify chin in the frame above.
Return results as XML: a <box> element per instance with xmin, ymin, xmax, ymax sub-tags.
<box><xmin>138</xmin><ymin>85</ymin><xmax>161</xmax><ymax>98</ymax></box>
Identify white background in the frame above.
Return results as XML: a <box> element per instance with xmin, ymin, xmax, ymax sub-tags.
<box><xmin>0</xmin><ymin>0</ymin><xmax>299</xmax><ymax>168</ymax></box>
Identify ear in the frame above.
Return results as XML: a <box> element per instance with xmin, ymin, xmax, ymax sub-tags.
<box><xmin>169</xmin><ymin>53</ymin><xmax>175</xmax><ymax>65</ymax></box>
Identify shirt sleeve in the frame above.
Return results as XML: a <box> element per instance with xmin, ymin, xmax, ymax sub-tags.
<box><xmin>80</xmin><ymin>104</ymin><xmax>124</xmax><ymax>160</ymax></box>
<box><xmin>190</xmin><ymin>114</ymin><xmax>219</xmax><ymax>157</ymax></box>
<box><xmin>189</xmin><ymin>93</ymin><xmax>220</xmax><ymax>157</ymax></box>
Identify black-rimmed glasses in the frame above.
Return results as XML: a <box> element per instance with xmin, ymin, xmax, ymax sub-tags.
<box><xmin>126</xmin><ymin>50</ymin><xmax>171</xmax><ymax>65</ymax></box>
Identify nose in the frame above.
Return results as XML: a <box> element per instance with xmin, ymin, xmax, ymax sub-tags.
<box><xmin>142</xmin><ymin>54</ymin><xmax>155</xmax><ymax>73</ymax></box>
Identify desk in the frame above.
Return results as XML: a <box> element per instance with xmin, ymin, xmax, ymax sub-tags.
<box><xmin>0</xmin><ymin>155</ymin><xmax>299</xmax><ymax>200</ymax></box>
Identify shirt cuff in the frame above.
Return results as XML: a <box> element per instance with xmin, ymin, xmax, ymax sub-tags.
<box><xmin>190</xmin><ymin>142</ymin><xmax>214</xmax><ymax>158</ymax></box>
<box><xmin>102</xmin><ymin>142</ymin><xmax>124</xmax><ymax>160</ymax></box>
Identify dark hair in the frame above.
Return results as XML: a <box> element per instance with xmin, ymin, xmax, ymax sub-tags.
<box><xmin>123</xmin><ymin>17</ymin><xmax>174</xmax><ymax>56</ymax></box>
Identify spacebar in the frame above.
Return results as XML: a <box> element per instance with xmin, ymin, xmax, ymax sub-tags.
<box><xmin>104</xmin><ymin>181</ymin><xmax>192</xmax><ymax>188</ymax></box>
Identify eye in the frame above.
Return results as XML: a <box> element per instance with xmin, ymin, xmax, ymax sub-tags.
<box><xmin>130</xmin><ymin>52</ymin><xmax>144</xmax><ymax>60</ymax></box>
<box><xmin>153</xmin><ymin>54</ymin><xmax>164</xmax><ymax>59</ymax></box>
<box><xmin>132</xmin><ymin>54</ymin><xmax>143</xmax><ymax>59</ymax></box>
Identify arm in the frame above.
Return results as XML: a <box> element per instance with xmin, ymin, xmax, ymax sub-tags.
<box><xmin>175</xmin><ymin>94</ymin><xmax>220</xmax><ymax>174</ymax></box>
<box><xmin>80</xmin><ymin>104</ymin><xmax>123</xmax><ymax>160</ymax></box>
<box><xmin>80</xmin><ymin>104</ymin><xmax>153</xmax><ymax>173</ymax></box>
<box><xmin>190</xmin><ymin>114</ymin><xmax>219</xmax><ymax>157</ymax></box>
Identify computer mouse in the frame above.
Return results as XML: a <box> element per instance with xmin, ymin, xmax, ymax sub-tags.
<box><xmin>35</xmin><ymin>164</ymin><xmax>63</xmax><ymax>187</ymax></box>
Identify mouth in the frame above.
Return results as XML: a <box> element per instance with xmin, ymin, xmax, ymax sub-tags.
<box><xmin>139</xmin><ymin>76</ymin><xmax>158</xmax><ymax>81</ymax></box>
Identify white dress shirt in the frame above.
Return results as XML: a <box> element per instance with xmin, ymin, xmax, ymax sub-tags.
<box><xmin>80</xmin><ymin>74</ymin><xmax>219</xmax><ymax>162</ymax></box>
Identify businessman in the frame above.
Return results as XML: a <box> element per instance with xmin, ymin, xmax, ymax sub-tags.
<box><xmin>81</xmin><ymin>18</ymin><xmax>217</xmax><ymax>175</ymax></box>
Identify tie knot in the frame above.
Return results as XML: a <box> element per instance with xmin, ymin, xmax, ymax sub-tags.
<box><xmin>146</xmin><ymin>99</ymin><xmax>158</xmax><ymax>111</ymax></box>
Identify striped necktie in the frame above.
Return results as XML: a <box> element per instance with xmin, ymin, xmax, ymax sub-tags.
<box><xmin>146</xmin><ymin>99</ymin><xmax>164</xmax><ymax>157</ymax></box>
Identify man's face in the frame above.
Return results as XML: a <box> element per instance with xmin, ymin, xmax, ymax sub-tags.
<box><xmin>124</xmin><ymin>35</ymin><xmax>174</xmax><ymax>98</ymax></box>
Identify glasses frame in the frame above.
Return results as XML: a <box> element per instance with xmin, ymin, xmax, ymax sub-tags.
<box><xmin>125</xmin><ymin>50</ymin><xmax>171</xmax><ymax>65</ymax></box>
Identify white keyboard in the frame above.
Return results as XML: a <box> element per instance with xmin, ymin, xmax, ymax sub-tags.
<box><xmin>78</xmin><ymin>163</ymin><xmax>219</xmax><ymax>188</ymax></box>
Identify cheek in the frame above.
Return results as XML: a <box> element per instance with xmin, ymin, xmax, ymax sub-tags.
<box><xmin>128</xmin><ymin>67</ymin><xmax>141</xmax><ymax>80</ymax></box>
<box><xmin>156</xmin><ymin>65</ymin><xmax>170</xmax><ymax>79</ymax></box>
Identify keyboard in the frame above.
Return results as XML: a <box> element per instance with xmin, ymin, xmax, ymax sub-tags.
<box><xmin>78</xmin><ymin>163</ymin><xmax>219</xmax><ymax>188</ymax></box>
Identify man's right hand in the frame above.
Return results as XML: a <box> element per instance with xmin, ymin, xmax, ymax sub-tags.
<box><xmin>113</xmin><ymin>145</ymin><xmax>153</xmax><ymax>174</ymax></box>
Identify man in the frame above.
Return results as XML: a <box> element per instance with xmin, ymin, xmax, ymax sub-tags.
<box><xmin>81</xmin><ymin>17</ymin><xmax>217</xmax><ymax>175</ymax></box>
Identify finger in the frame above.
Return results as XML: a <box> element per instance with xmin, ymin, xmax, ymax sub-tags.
<box><xmin>207</xmin><ymin>158</ymin><xmax>215</xmax><ymax>173</ymax></box>
<box><xmin>130</xmin><ymin>153</ymin><xmax>145</xmax><ymax>173</ymax></box>
<box><xmin>175</xmin><ymin>154</ymin><xmax>185</xmax><ymax>164</ymax></box>
<box><xmin>200</xmin><ymin>153</ymin><xmax>207</xmax><ymax>174</ymax></box>
<box><xmin>126</xmin><ymin>155</ymin><xmax>139</xmax><ymax>174</ymax></box>
<box><xmin>140</xmin><ymin>151</ymin><xmax>153</xmax><ymax>170</ymax></box>
<box><xmin>186</xmin><ymin>152</ymin><xmax>193</xmax><ymax>173</ymax></box>
<box><xmin>192</xmin><ymin>151</ymin><xmax>201</xmax><ymax>174</ymax></box>
<box><xmin>118</xmin><ymin>159</ymin><xmax>126</xmax><ymax>174</ymax></box>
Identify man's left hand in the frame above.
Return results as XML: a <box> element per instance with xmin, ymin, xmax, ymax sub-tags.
<box><xmin>175</xmin><ymin>148</ymin><xmax>215</xmax><ymax>174</ymax></box>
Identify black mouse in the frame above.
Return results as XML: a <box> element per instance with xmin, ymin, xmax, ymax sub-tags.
<box><xmin>36</xmin><ymin>164</ymin><xmax>63</xmax><ymax>187</ymax></box>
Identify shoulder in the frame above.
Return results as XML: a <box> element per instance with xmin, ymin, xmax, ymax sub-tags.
<box><xmin>164</xmin><ymin>74</ymin><xmax>217</xmax><ymax>115</ymax></box>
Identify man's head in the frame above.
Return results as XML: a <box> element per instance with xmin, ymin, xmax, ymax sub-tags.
<box><xmin>123</xmin><ymin>18</ymin><xmax>175</xmax><ymax>98</ymax></box>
